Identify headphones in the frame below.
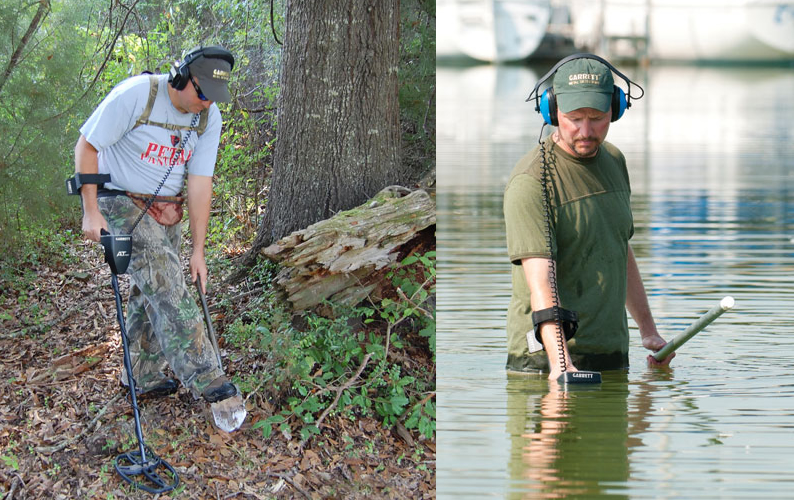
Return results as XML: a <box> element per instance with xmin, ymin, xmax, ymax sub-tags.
<box><xmin>526</xmin><ymin>53</ymin><xmax>644</xmax><ymax>127</ymax></box>
<box><xmin>168</xmin><ymin>45</ymin><xmax>235</xmax><ymax>91</ymax></box>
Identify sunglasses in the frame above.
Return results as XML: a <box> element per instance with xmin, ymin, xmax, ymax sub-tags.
<box><xmin>190</xmin><ymin>76</ymin><xmax>208</xmax><ymax>101</ymax></box>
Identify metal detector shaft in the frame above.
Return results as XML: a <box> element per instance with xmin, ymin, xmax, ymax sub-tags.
<box><xmin>196</xmin><ymin>276</ymin><xmax>223</xmax><ymax>369</ymax></box>
<box><xmin>652</xmin><ymin>296</ymin><xmax>735</xmax><ymax>361</ymax></box>
<box><xmin>101</xmin><ymin>236</ymin><xmax>178</xmax><ymax>492</ymax></box>
<box><xmin>111</xmin><ymin>274</ymin><xmax>147</xmax><ymax>461</ymax></box>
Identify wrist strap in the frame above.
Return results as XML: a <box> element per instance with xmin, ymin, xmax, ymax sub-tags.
<box><xmin>66</xmin><ymin>173</ymin><xmax>112</xmax><ymax>195</ymax></box>
<box><xmin>532</xmin><ymin>306</ymin><xmax>579</xmax><ymax>345</ymax></box>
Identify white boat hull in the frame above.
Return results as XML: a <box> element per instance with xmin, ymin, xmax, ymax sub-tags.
<box><xmin>438</xmin><ymin>0</ymin><xmax>552</xmax><ymax>63</ymax></box>
<box><xmin>570</xmin><ymin>0</ymin><xmax>794</xmax><ymax>62</ymax></box>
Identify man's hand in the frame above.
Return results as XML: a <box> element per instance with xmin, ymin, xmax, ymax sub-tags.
<box><xmin>75</xmin><ymin>135</ymin><xmax>104</xmax><ymax>241</ymax></box>
<box><xmin>548</xmin><ymin>365</ymin><xmax>578</xmax><ymax>382</ymax></box>
<box><xmin>82</xmin><ymin>208</ymin><xmax>108</xmax><ymax>242</ymax></box>
<box><xmin>643</xmin><ymin>333</ymin><xmax>676</xmax><ymax>366</ymax></box>
<box><xmin>190</xmin><ymin>251</ymin><xmax>208</xmax><ymax>293</ymax></box>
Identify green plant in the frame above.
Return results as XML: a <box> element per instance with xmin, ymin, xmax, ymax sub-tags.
<box><xmin>1</xmin><ymin>453</ymin><xmax>19</xmax><ymax>471</ymax></box>
<box><xmin>384</xmin><ymin>251</ymin><xmax>436</xmax><ymax>360</ymax></box>
<box><xmin>249</xmin><ymin>251</ymin><xmax>436</xmax><ymax>442</ymax></box>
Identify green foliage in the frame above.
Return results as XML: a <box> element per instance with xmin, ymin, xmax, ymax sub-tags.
<box><xmin>1</xmin><ymin>453</ymin><xmax>19</xmax><ymax>471</ymax></box>
<box><xmin>245</xmin><ymin>253</ymin><xmax>436</xmax><ymax>443</ymax></box>
<box><xmin>0</xmin><ymin>0</ymin><xmax>99</xmax><ymax>260</ymax></box>
<box><xmin>207</xmin><ymin>105</ymin><xmax>277</xmax><ymax>254</ymax></box>
<box><xmin>398</xmin><ymin>0</ymin><xmax>436</xmax><ymax>175</ymax></box>
<box><xmin>384</xmin><ymin>251</ymin><xmax>436</xmax><ymax>361</ymax></box>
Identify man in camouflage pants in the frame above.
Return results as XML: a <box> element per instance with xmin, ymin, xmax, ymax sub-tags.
<box><xmin>74</xmin><ymin>46</ymin><xmax>238</xmax><ymax>407</ymax></box>
<box><xmin>101</xmin><ymin>195</ymin><xmax>224</xmax><ymax>397</ymax></box>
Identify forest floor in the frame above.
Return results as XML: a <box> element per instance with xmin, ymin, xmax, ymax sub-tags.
<box><xmin>0</xmin><ymin>240</ymin><xmax>435</xmax><ymax>499</ymax></box>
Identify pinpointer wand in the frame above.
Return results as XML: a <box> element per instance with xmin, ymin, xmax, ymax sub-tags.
<box><xmin>652</xmin><ymin>296</ymin><xmax>735</xmax><ymax>362</ymax></box>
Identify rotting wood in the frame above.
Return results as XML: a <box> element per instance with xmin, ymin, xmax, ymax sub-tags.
<box><xmin>261</xmin><ymin>186</ymin><xmax>435</xmax><ymax>311</ymax></box>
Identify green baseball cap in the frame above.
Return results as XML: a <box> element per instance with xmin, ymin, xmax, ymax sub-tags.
<box><xmin>552</xmin><ymin>58</ymin><xmax>614</xmax><ymax>113</ymax></box>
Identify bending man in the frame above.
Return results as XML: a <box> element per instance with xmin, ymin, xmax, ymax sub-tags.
<box><xmin>74</xmin><ymin>46</ymin><xmax>239</xmax><ymax>408</ymax></box>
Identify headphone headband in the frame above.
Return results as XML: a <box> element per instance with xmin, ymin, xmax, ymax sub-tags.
<box><xmin>526</xmin><ymin>53</ymin><xmax>644</xmax><ymax>111</ymax></box>
<box><xmin>182</xmin><ymin>45</ymin><xmax>235</xmax><ymax>71</ymax></box>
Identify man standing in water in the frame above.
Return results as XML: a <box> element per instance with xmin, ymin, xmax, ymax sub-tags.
<box><xmin>503</xmin><ymin>55</ymin><xmax>674</xmax><ymax>380</ymax></box>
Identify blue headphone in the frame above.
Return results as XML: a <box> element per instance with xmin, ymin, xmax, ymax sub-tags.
<box><xmin>526</xmin><ymin>53</ymin><xmax>644</xmax><ymax>127</ymax></box>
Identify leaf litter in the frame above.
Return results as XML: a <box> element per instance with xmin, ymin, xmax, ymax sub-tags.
<box><xmin>0</xmin><ymin>243</ymin><xmax>435</xmax><ymax>499</ymax></box>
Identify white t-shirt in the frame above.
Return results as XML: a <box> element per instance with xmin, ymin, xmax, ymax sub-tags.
<box><xmin>80</xmin><ymin>74</ymin><xmax>221</xmax><ymax>196</ymax></box>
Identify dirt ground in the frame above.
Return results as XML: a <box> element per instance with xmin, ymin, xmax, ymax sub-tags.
<box><xmin>0</xmin><ymin>243</ymin><xmax>435</xmax><ymax>499</ymax></box>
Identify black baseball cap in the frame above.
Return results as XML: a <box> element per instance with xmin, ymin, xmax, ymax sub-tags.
<box><xmin>186</xmin><ymin>46</ymin><xmax>234</xmax><ymax>103</ymax></box>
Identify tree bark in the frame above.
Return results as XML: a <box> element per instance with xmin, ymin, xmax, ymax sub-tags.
<box><xmin>248</xmin><ymin>0</ymin><xmax>401</xmax><ymax>259</ymax></box>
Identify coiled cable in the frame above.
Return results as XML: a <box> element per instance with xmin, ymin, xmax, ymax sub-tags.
<box><xmin>537</xmin><ymin>125</ymin><xmax>568</xmax><ymax>373</ymax></box>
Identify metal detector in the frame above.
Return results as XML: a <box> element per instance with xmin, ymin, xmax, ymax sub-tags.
<box><xmin>100</xmin><ymin>229</ymin><xmax>179</xmax><ymax>493</ymax></box>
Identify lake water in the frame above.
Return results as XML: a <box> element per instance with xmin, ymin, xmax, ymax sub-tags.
<box><xmin>436</xmin><ymin>62</ymin><xmax>794</xmax><ymax>499</ymax></box>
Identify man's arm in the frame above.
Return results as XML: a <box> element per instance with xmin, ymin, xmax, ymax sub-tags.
<box><xmin>187</xmin><ymin>174</ymin><xmax>213</xmax><ymax>292</ymax></box>
<box><xmin>75</xmin><ymin>135</ymin><xmax>107</xmax><ymax>242</ymax></box>
<box><xmin>625</xmin><ymin>244</ymin><xmax>675</xmax><ymax>365</ymax></box>
<box><xmin>521</xmin><ymin>257</ymin><xmax>578</xmax><ymax>380</ymax></box>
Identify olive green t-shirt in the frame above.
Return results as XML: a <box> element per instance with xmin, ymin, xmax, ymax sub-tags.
<box><xmin>503</xmin><ymin>136</ymin><xmax>634</xmax><ymax>372</ymax></box>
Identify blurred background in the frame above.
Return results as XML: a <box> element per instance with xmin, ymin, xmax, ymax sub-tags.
<box><xmin>437</xmin><ymin>0</ymin><xmax>794</xmax><ymax>64</ymax></box>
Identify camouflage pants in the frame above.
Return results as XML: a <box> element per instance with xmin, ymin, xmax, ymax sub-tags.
<box><xmin>99</xmin><ymin>195</ymin><xmax>223</xmax><ymax>397</ymax></box>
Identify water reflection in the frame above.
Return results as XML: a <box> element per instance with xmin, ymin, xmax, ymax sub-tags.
<box><xmin>506</xmin><ymin>373</ymin><xmax>631</xmax><ymax>499</ymax></box>
<box><xmin>437</xmin><ymin>62</ymin><xmax>794</xmax><ymax>498</ymax></box>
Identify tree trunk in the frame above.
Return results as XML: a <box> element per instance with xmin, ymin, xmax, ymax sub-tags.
<box><xmin>250</xmin><ymin>0</ymin><xmax>401</xmax><ymax>255</ymax></box>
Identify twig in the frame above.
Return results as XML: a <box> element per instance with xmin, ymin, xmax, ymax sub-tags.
<box><xmin>423</xmin><ymin>85</ymin><xmax>435</xmax><ymax>138</ymax></box>
<box><xmin>222</xmin><ymin>288</ymin><xmax>263</xmax><ymax>307</ymax></box>
<box><xmin>315</xmin><ymin>353</ymin><xmax>373</xmax><ymax>430</ymax></box>
<box><xmin>34</xmin><ymin>393</ymin><xmax>122</xmax><ymax>454</ymax></box>
<box><xmin>413</xmin><ymin>392</ymin><xmax>435</xmax><ymax>409</ymax></box>
<box><xmin>243</xmin><ymin>377</ymin><xmax>269</xmax><ymax>404</ymax></box>
<box><xmin>266</xmin><ymin>473</ymin><xmax>312</xmax><ymax>500</ymax></box>
<box><xmin>395</xmin><ymin>287</ymin><xmax>434</xmax><ymax>321</ymax></box>
<box><xmin>5</xmin><ymin>473</ymin><xmax>25</xmax><ymax>500</ymax></box>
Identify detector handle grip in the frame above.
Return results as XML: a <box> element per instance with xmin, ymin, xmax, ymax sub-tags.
<box><xmin>652</xmin><ymin>296</ymin><xmax>734</xmax><ymax>361</ymax></box>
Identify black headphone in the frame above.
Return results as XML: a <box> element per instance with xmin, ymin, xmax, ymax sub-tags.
<box><xmin>525</xmin><ymin>53</ymin><xmax>644</xmax><ymax>126</ymax></box>
<box><xmin>168</xmin><ymin>45</ymin><xmax>235</xmax><ymax>91</ymax></box>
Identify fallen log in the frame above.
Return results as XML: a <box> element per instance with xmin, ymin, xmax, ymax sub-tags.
<box><xmin>262</xmin><ymin>186</ymin><xmax>435</xmax><ymax>311</ymax></box>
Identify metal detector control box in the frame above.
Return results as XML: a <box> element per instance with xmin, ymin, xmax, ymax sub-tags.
<box><xmin>100</xmin><ymin>230</ymin><xmax>132</xmax><ymax>275</ymax></box>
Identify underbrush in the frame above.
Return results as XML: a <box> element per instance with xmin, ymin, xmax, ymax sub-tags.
<box><xmin>222</xmin><ymin>253</ymin><xmax>436</xmax><ymax>445</ymax></box>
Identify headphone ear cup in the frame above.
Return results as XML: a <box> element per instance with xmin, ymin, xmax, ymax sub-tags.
<box><xmin>611</xmin><ymin>85</ymin><xmax>628</xmax><ymax>122</ymax></box>
<box><xmin>539</xmin><ymin>87</ymin><xmax>558</xmax><ymax>126</ymax></box>
<box><xmin>168</xmin><ymin>62</ymin><xmax>189</xmax><ymax>90</ymax></box>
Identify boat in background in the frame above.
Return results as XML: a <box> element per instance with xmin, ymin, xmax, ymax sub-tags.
<box><xmin>569</xmin><ymin>0</ymin><xmax>794</xmax><ymax>62</ymax></box>
<box><xmin>437</xmin><ymin>0</ymin><xmax>552</xmax><ymax>63</ymax></box>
